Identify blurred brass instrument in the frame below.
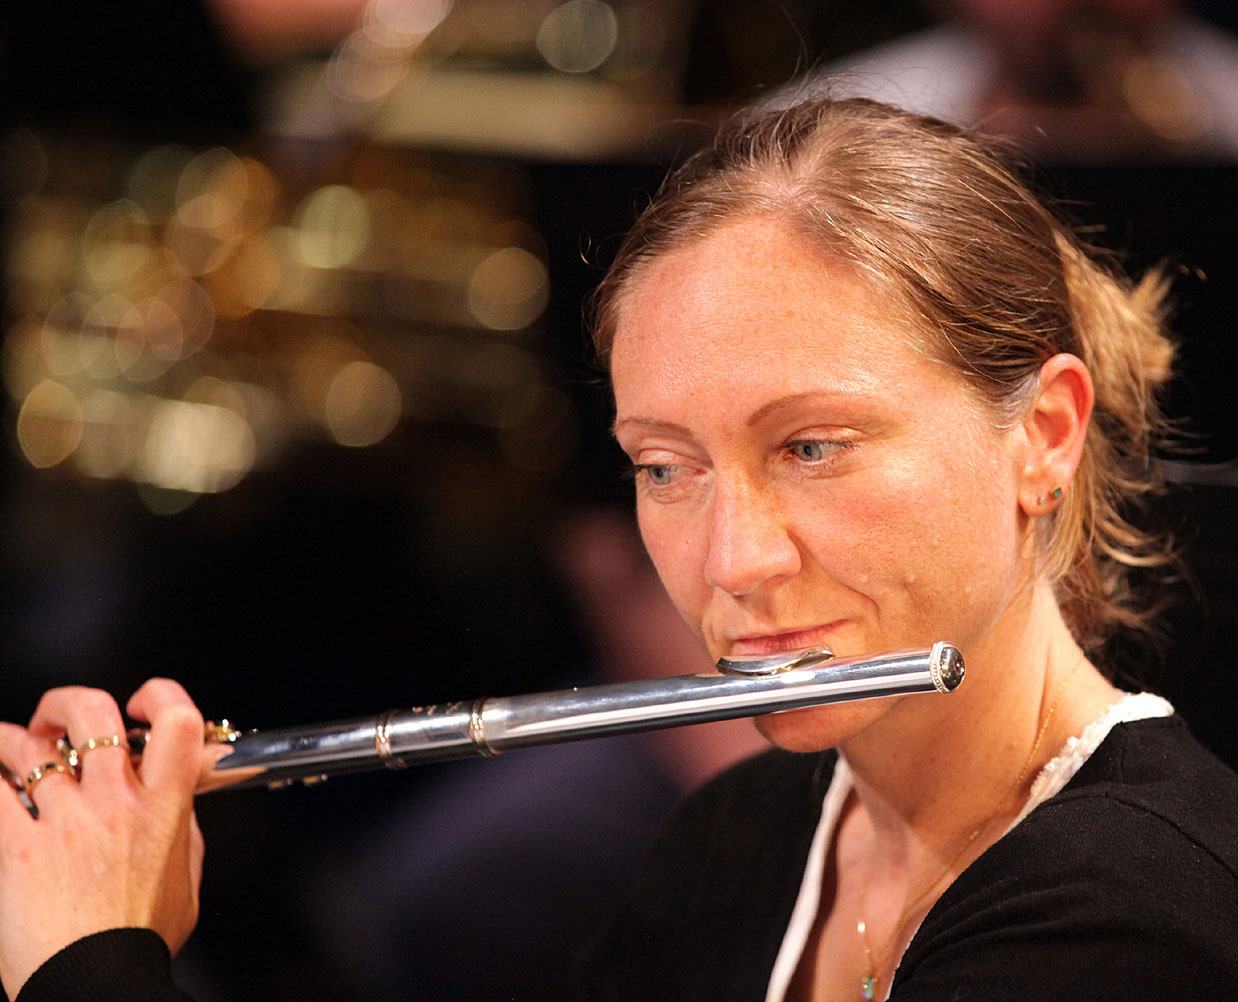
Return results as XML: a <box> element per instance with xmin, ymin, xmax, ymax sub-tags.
<box><xmin>134</xmin><ymin>643</ymin><xmax>964</xmax><ymax>793</ymax></box>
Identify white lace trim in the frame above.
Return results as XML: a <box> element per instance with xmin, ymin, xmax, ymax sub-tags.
<box><xmin>1013</xmin><ymin>691</ymin><xmax>1173</xmax><ymax>825</ymax></box>
<box><xmin>764</xmin><ymin>692</ymin><xmax>1175</xmax><ymax>1002</ymax></box>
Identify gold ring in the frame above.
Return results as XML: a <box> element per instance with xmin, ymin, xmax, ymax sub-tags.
<box><xmin>26</xmin><ymin>761</ymin><xmax>74</xmax><ymax>794</ymax></box>
<box><xmin>56</xmin><ymin>737</ymin><xmax>80</xmax><ymax>775</ymax></box>
<box><xmin>78</xmin><ymin>734</ymin><xmax>129</xmax><ymax>758</ymax></box>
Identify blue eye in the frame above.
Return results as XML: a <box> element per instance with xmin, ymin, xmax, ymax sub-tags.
<box><xmin>635</xmin><ymin>463</ymin><xmax>679</xmax><ymax>486</ymax></box>
<box><xmin>788</xmin><ymin>440</ymin><xmax>832</xmax><ymax>462</ymax></box>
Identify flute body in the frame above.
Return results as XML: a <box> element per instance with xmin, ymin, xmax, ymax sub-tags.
<box><xmin>187</xmin><ymin>643</ymin><xmax>963</xmax><ymax>792</ymax></box>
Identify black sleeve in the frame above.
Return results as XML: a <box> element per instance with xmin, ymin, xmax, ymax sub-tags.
<box><xmin>14</xmin><ymin>928</ymin><xmax>197</xmax><ymax>1002</ymax></box>
<box><xmin>890</xmin><ymin>794</ymin><xmax>1238</xmax><ymax>1001</ymax></box>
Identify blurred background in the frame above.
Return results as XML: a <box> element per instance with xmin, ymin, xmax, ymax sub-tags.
<box><xmin>1</xmin><ymin>1</ymin><xmax>1235</xmax><ymax>999</ymax></box>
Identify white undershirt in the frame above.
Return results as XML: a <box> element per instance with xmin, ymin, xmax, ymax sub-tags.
<box><xmin>763</xmin><ymin>692</ymin><xmax>1175</xmax><ymax>1002</ymax></box>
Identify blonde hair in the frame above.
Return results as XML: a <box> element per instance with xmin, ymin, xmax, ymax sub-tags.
<box><xmin>592</xmin><ymin>97</ymin><xmax>1175</xmax><ymax>655</ymax></box>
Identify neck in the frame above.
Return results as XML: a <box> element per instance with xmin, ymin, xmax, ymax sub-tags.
<box><xmin>840</xmin><ymin>583</ymin><xmax>1119</xmax><ymax>854</ymax></box>
<box><xmin>806</xmin><ymin>587</ymin><xmax>1122</xmax><ymax>1002</ymax></box>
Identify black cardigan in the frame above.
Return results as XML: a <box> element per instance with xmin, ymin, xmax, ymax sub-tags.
<box><xmin>576</xmin><ymin>715</ymin><xmax>1238</xmax><ymax>1000</ymax></box>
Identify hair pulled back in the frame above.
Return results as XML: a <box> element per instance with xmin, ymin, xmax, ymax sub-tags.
<box><xmin>592</xmin><ymin>97</ymin><xmax>1175</xmax><ymax>655</ymax></box>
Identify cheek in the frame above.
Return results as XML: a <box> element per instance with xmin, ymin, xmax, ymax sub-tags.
<box><xmin>796</xmin><ymin>461</ymin><xmax>927</xmax><ymax>588</ymax></box>
<box><xmin>876</xmin><ymin>454</ymin><xmax>1022</xmax><ymax>627</ymax></box>
<box><xmin>637</xmin><ymin>503</ymin><xmax>709</xmax><ymax>616</ymax></box>
<box><xmin>804</xmin><ymin>448</ymin><xmax>1018</xmax><ymax>616</ymax></box>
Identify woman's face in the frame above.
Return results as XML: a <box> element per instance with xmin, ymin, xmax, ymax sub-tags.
<box><xmin>610</xmin><ymin>217</ymin><xmax>1035</xmax><ymax>750</ymax></box>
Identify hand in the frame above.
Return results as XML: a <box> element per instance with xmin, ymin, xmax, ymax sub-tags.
<box><xmin>0</xmin><ymin>679</ymin><xmax>215</xmax><ymax>996</ymax></box>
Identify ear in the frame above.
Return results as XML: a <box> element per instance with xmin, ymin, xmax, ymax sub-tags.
<box><xmin>1017</xmin><ymin>353</ymin><xmax>1093</xmax><ymax>517</ymax></box>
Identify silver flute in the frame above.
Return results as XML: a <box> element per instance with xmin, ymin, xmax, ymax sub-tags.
<box><xmin>141</xmin><ymin>642</ymin><xmax>964</xmax><ymax>793</ymax></box>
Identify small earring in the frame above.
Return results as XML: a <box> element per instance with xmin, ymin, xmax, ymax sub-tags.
<box><xmin>1036</xmin><ymin>486</ymin><xmax>1063</xmax><ymax>506</ymax></box>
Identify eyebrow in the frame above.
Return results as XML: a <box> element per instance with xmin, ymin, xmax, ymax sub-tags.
<box><xmin>614</xmin><ymin>390</ymin><xmax>870</xmax><ymax>439</ymax></box>
<box><xmin>611</xmin><ymin>416</ymin><xmax>693</xmax><ymax>440</ymax></box>
<box><xmin>745</xmin><ymin>390</ymin><xmax>869</xmax><ymax>426</ymax></box>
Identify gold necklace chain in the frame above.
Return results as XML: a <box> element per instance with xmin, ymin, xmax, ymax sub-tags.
<box><xmin>855</xmin><ymin>658</ymin><xmax>1084</xmax><ymax>1000</ymax></box>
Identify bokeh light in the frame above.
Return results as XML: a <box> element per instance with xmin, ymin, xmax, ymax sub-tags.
<box><xmin>536</xmin><ymin>0</ymin><xmax>618</xmax><ymax>74</ymax></box>
<box><xmin>295</xmin><ymin>184</ymin><xmax>371</xmax><ymax>269</ymax></box>
<box><xmin>324</xmin><ymin>360</ymin><xmax>403</xmax><ymax>446</ymax></box>
<box><xmin>367</xmin><ymin>0</ymin><xmax>454</xmax><ymax>44</ymax></box>
<box><xmin>135</xmin><ymin>398</ymin><xmax>256</xmax><ymax>494</ymax></box>
<box><xmin>467</xmin><ymin>245</ymin><xmax>549</xmax><ymax>330</ymax></box>
<box><xmin>17</xmin><ymin>379</ymin><xmax>83</xmax><ymax>469</ymax></box>
<box><xmin>74</xmin><ymin>389</ymin><xmax>142</xmax><ymax>480</ymax></box>
<box><xmin>3</xmin><ymin>114</ymin><xmax>573</xmax><ymax>505</ymax></box>
<box><xmin>81</xmin><ymin>200</ymin><xmax>154</xmax><ymax>288</ymax></box>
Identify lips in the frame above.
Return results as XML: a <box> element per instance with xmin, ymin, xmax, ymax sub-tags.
<box><xmin>726</xmin><ymin>622</ymin><xmax>844</xmax><ymax>657</ymax></box>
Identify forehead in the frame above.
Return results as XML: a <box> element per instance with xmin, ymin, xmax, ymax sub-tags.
<box><xmin>610</xmin><ymin>217</ymin><xmax>936</xmax><ymax>409</ymax></box>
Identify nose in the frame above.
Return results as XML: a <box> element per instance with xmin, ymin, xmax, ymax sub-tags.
<box><xmin>703</xmin><ymin>477</ymin><xmax>801</xmax><ymax>596</ymax></box>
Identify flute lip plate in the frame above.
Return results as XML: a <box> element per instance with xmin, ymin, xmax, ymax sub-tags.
<box><xmin>715</xmin><ymin>646</ymin><xmax>835</xmax><ymax>677</ymax></box>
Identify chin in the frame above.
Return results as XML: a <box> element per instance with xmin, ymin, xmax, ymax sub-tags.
<box><xmin>754</xmin><ymin>698</ymin><xmax>891</xmax><ymax>753</ymax></box>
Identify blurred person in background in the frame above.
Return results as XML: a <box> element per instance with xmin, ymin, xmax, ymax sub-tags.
<box><xmin>798</xmin><ymin>0</ymin><xmax>1238</xmax><ymax>161</ymax></box>
<box><xmin>304</xmin><ymin>508</ymin><xmax>768</xmax><ymax>1001</ymax></box>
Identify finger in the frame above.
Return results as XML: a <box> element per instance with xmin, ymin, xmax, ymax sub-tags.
<box><xmin>0</xmin><ymin>724</ymin><xmax>44</xmax><ymax>821</ymax></box>
<box><xmin>189</xmin><ymin>809</ymin><xmax>206</xmax><ymax>909</ymax></box>
<box><xmin>28</xmin><ymin>686</ymin><xmax>126</xmax><ymax>743</ymax></box>
<box><xmin>0</xmin><ymin>771</ymin><xmax>37</xmax><ymax>824</ymax></box>
<box><xmin>190</xmin><ymin>812</ymin><xmax>205</xmax><ymax>881</ymax></box>
<box><xmin>0</xmin><ymin>735</ymin><xmax>38</xmax><ymax>824</ymax></box>
<box><xmin>125</xmin><ymin>677</ymin><xmax>199</xmax><ymax>724</ymax></box>
<box><xmin>8</xmin><ymin>708</ymin><xmax>65</xmax><ymax>774</ymax></box>
<box><xmin>0</xmin><ymin>723</ymin><xmax>28</xmax><ymax>763</ymax></box>
<box><xmin>28</xmin><ymin>686</ymin><xmax>129</xmax><ymax>786</ymax></box>
<box><xmin>151</xmin><ymin>805</ymin><xmax>206</xmax><ymax>957</ymax></box>
<box><xmin>21</xmin><ymin>761</ymin><xmax>77</xmax><ymax>815</ymax></box>
<box><xmin>126</xmin><ymin>679</ymin><xmax>206</xmax><ymax>801</ymax></box>
<box><xmin>71</xmin><ymin>734</ymin><xmax>132</xmax><ymax>788</ymax></box>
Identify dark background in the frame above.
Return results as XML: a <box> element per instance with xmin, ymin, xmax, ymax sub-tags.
<box><xmin>1</xmin><ymin>2</ymin><xmax>1235</xmax><ymax>999</ymax></box>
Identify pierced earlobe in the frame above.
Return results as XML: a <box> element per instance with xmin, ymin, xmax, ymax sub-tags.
<box><xmin>1035</xmin><ymin>486</ymin><xmax>1064</xmax><ymax>508</ymax></box>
